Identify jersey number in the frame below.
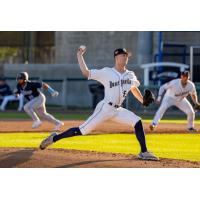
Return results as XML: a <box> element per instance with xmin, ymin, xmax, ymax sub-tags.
<box><xmin>123</xmin><ymin>91</ymin><xmax>127</xmax><ymax>97</ymax></box>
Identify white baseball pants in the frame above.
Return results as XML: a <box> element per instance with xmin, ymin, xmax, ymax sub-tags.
<box><xmin>79</xmin><ymin>100</ymin><xmax>141</xmax><ymax>135</ymax></box>
<box><xmin>23</xmin><ymin>93</ymin><xmax>60</xmax><ymax>124</ymax></box>
<box><xmin>0</xmin><ymin>94</ymin><xmax>24</xmax><ymax>111</ymax></box>
<box><xmin>152</xmin><ymin>96</ymin><xmax>195</xmax><ymax>128</ymax></box>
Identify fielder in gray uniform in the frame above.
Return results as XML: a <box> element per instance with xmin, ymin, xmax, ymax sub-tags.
<box><xmin>150</xmin><ymin>71</ymin><xmax>199</xmax><ymax>132</ymax></box>
<box><xmin>39</xmin><ymin>46</ymin><xmax>159</xmax><ymax>161</ymax></box>
<box><xmin>15</xmin><ymin>72</ymin><xmax>64</xmax><ymax>130</ymax></box>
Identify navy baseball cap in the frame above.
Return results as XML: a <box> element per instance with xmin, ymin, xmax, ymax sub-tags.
<box><xmin>114</xmin><ymin>48</ymin><xmax>131</xmax><ymax>57</ymax></box>
<box><xmin>181</xmin><ymin>71</ymin><xmax>190</xmax><ymax>77</ymax></box>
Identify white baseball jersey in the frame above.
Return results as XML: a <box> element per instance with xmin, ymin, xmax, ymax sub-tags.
<box><xmin>79</xmin><ymin>67</ymin><xmax>141</xmax><ymax>135</ymax></box>
<box><xmin>88</xmin><ymin>67</ymin><xmax>140</xmax><ymax>106</ymax></box>
<box><xmin>152</xmin><ymin>78</ymin><xmax>197</xmax><ymax>128</ymax></box>
<box><xmin>159</xmin><ymin>79</ymin><xmax>197</xmax><ymax>102</ymax></box>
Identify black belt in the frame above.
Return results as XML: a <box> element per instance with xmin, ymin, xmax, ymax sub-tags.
<box><xmin>108</xmin><ymin>102</ymin><xmax>119</xmax><ymax>108</ymax></box>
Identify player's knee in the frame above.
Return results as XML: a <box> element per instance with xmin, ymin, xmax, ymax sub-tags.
<box><xmin>24</xmin><ymin>104</ymin><xmax>33</xmax><ymax>113</ymax></box>
<box><xmin>38</xmin><ymin>112</ymin><xmax>47</xmax><ymax>117</ymax></box>
<box><xmin>187</xmin><ymin>110</ymin><xmax>195</xmax><ymax>117</ymax></box>
<box><xmin>134</xmin><ymin>120</ymin><xmax>143</xmax><ymax>129</ymax></box>
<box><xmin>23</xmin><ymin>104</ymin><xmax>29</xmax><ymax>112</ymax></box>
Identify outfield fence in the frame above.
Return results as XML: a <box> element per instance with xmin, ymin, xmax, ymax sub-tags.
<box><xmin>5</xmin><ymin>77</ymin><xmax>200</xmax><ymax>112</ymax></box>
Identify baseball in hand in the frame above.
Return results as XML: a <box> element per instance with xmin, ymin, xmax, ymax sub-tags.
<box><xmin>79</xmin><ymin>45</ymin><xmax>86</xmax><ymax>51</ymax></box>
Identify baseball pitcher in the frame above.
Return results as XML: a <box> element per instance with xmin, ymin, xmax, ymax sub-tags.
<box><xmin>15</xmin><ymin>72</ymin><xmax>64</xmax><ymax>130</ymax></box>
<box><xmin>40</xmin><ymin>46</ymin><xmax>158</xmax><ymax>161</ymax></box>
<box><xmin>150</xmin><ymin>71</ymin><xmax>200</xmax><ymax>132</ymax></box>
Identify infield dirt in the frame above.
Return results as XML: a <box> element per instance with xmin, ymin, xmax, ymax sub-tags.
<box><xmin>0</xmin><ymin>148</ymin><xmax>200</xmax><ymax>168</ymax></box>
<box><xmin>0</xmin><ymin>119</ymin><xmax>197</xmax><ymax>133</ymax></box>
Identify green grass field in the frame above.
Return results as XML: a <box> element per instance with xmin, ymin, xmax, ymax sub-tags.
<box><xmin>1</xmin><ymin>111</ymin><xmax>200</xmax><ymax>124</ymax></box>
<box><xmin>0</xmin><ymin>112</ymin><xmax>88</xmax><ymax>120</ymax></box>
<box><xmin>0</xmin><ymin>133</ymin><xmax>200</xmax><ymax>161</ymax></box>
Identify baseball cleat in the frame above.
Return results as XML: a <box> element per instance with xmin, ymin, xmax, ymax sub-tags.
<box><xmin>39</xmin><ymin>132</ymin><xmax>57</xmax><ymax>150</ymax></box>
<box><xmin>187</xmin><ymin>127</ymin><xmax>198</xmax><ymax>133</ymax></box>
<box><xmin>53</xmin><ymin>121</ymin><xmax>64</xmax><ymax>131</ymax></box>
<box><xmin>137</xmin><ymin>151</ymin><xmax>159</xmax><ymax>161</ymax></box>
<box><xmin>32</xmin><ymin>120</ymin><xmax>42</xmax><ymax>129</ymax></box>
<box><xmin>149</xmin><ymin>123</ymin><xmax>157</xmax><ymax>131</ymax></box>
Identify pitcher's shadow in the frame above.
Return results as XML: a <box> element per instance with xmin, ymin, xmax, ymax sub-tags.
<box><xmin>0</xmin><ymin>149</ymin><xmax>35</xmax><ymax>168</ymax></box>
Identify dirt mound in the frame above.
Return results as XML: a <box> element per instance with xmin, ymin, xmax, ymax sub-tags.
<box><xmin>0</xmin><ymin>148</ymin><xmax>199</xmax><ymax>168</ymax></box>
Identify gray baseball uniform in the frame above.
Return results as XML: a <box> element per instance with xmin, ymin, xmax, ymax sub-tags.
<box><xmin>16</xmin><ymin>81</ymin><xmax>60</xmax><ymax>125</ymax></box>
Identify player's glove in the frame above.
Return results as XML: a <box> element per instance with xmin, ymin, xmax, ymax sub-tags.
<box><xmin>143</xmin><ymin>89</ymin><xmax>155</xmax><ymax>107</ymax></box>
<box><xmin>194</xmin><ymin>103</ymin><xmax>200</xmax><ymax>112</ymax></box>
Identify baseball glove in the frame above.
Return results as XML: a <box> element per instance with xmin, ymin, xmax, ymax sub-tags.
<box><xmin>143</xmin><ymin>89</ymin><xmax>155</xmax><ymax>107</ymax></box>
<box><xmin>194</xmin><ymin>103</ymin><xmax>200</xmax><ymax>112</ymax></box>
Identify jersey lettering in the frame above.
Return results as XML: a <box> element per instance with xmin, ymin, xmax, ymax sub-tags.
<box><xmin>89</xmin><ymin>67</ymin><xmax>139</xmax><ymax>106</ymax></box>
<box><xmin>109</xmin><ymin>78</ymin><xmax>132</xmax><ymax>88</ymax></box>
<box><xmin>175</xmin><ymin>90</ymin><xmax>190</xmax><ymax>97</ymax></box>
<box><xmin>110</xmin><ymin>81</ymin><xmax>120</xmax><ymax>88</ymax></box>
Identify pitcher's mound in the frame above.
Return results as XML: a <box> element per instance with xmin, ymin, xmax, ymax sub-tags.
<box><xmin>0</xmin><ymin>148</ymin><xmax>200</xmax><ymax>168</ymax></box>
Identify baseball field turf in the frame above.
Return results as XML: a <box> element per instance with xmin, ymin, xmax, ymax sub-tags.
<box><xmin>1</xmin><ymin>111</ymin><xmax>200</xmax><ymax>123</ymax></box>
<box><xmin>0</xmin><ymin>133</ymin><xmax>200</xmax><ymax>161</ymax></box>
<box><xmin>0</xmin><ymin>112</ymin><xmax>200</xmax><ymax>166</ymax></box>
